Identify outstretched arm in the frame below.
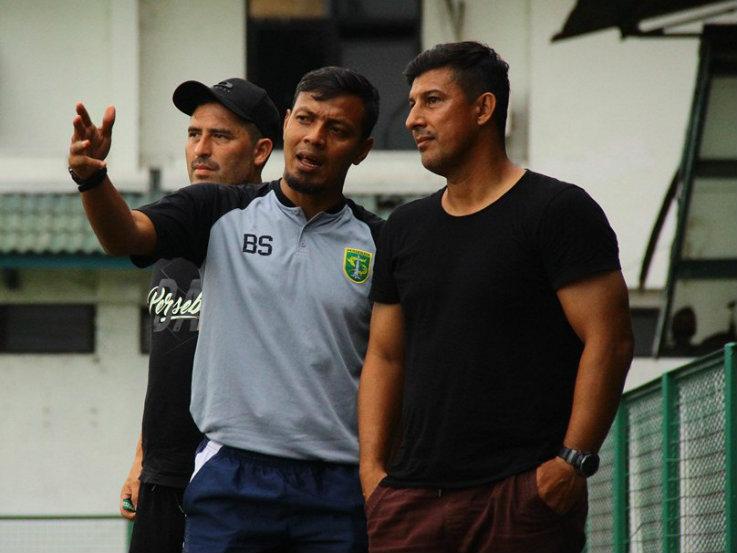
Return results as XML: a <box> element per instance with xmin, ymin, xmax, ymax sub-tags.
<box><xmin>68</xmin><ymin>102</ymin><xmax>156</xmax><ymax>256</ymax></box>
<box><xmin>537</xmin><ymin>270</ymin><xmax>634</xmax><ymax>513</ymax></box>
<box><xmin>358</xmin><ymin>302</ymin><xmax>405</xmax><ymax>499</ymax></box>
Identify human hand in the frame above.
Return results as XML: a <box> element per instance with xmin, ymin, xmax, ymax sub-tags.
<box><xmin>119</xmin><ymin>465</ymin><xmax>140</xmax><ymax>520</ymax></box>
<box><xmin>360</xmin><ymin>464</ymin><xmax>388</xmax><ymax>501</ymax></box>
<box><xmin>535</xmin><ymin>456</ymin><xmax>586</xmax><ymax>514</ymax></box>
<box><xmin>68</xmin><ymin>102</ymin><xmax>115</xmax><ymax>180</ymax></box>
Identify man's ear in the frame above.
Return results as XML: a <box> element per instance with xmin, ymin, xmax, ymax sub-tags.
<box><xmin>476</xmin><ymin>92</ymin><xmax>496</xmax><ymax>127</ymax></box>
<box><xmin>253</xmin><ymin>138</ymin><xmax>274</xmax><ymax>168</ymax></box>
<box><xmin>283</xmin><ymin>109</ymin><xmax>291</xmax><ymax>132</ymax></box>
<box><xmin>352</xmin><ymin>137</ymin><xmax>374</xmax><ymax>166</ymax></box>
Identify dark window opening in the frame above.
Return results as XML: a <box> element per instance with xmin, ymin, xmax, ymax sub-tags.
<box><xmin>0</xmin><ymin>304</ymin><xmax>95</xmax><ymax>353</ymax></box>
<box><xmin>660</xmin><ymin>280</ymin><xmax>736</xmax><ymax>358</ymax></box>
<box><xmin>247</xmin><ymin>0</ymin><xmax>420</xmax><ymax>150</ymax></box>
<box><xmin>631</xmin><ymin>307</ymin><xmax>660</xmax><ymax>358</ymax></box>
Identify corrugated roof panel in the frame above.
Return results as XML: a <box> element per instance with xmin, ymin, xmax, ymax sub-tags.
<box><xmin>0</xmin><ymin>192</ymin><xmax>154</xmax><ymax>256</ymax></box>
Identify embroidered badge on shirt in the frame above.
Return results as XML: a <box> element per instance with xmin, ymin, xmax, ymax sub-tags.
<box><xmin>343</xmin><ymin>248</ymin><xmax>372</xmax><ymax>284</ymax></box>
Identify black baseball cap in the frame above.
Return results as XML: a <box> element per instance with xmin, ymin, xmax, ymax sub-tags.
<box><xmin>173</xmin><ymin>78</ymin><xmax>281</xmax><ymax>142</ymax></box>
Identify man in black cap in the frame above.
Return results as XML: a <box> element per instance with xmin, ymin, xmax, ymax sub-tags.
<box><xmin>111</xmin><ymin>77</ymin><xmax>280</xmax><ymax>553</ymax></box>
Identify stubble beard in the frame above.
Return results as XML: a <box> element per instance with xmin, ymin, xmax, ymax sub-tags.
<box><xmin>421</xmin><ymin>134</ymin><xmax>472</xmax><ymax>178</ymax></box>
<box><xmin>420</xmin><ymin>151</ymin><xmax>449</xmax><ymax>177</ymax></box>
<box><xmin>283</xmin><ymin>171</ymin><xmax>327</xmax><ymax>196</ymax></box>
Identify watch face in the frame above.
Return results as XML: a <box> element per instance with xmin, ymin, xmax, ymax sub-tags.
<box><xmin>580</xmin><ymin>454</ymin><xmax>600</xmax><ymax>476</ymax></box>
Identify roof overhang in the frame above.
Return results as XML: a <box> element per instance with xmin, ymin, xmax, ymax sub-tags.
<box><xmin>553</xmin><ymin>0</ymin><xmax>737</xmax><ymax>41</ymax></box>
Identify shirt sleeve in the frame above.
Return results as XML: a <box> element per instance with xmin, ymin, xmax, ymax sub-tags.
<box><xmin>538</xmin><ymin>186</ymin><xmax>621</xmax><ymax>290</ymax></box>
<box><xmin>130</xmin><ymin>184</ymin><xmax>223</xmax><ymax>268</ymax></box>
<box><xmin>369</xmin><ymin>215</ymin><xmax>400</xmax><ymax>304</ymax></box>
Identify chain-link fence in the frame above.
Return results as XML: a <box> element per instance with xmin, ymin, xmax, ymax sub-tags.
<box><xmin>585</xmin><ymin>343</ymin><xmax>737</xmax><ymax>553</ymax></box>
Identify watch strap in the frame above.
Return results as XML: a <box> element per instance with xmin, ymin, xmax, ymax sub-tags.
<box><xmin>69</xmin><ymin>166</ymin><xmax>108</xmax><ymax>192</ymax></box>
<box><xmin>558</xmin><ymin>446</ymin><xmax>599</xmax><ymax>476</ymax></box>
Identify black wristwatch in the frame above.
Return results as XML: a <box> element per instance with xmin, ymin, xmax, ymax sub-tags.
<box><xmin>558</xmin><ymin>447</ymin><xmax>600</xmax><ymax>477</ymax></box>
<box><xmin>68</xmin><ymin>166</ymin><xmax>108</xmax><ymax>192</ymax></box>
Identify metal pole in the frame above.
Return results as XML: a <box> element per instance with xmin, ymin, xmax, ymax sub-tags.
<box><xmin>661</xmin><ymin>373</ymin><xmax>679</xmax><ymax>553</ymax></box>
<box><xmin>725</xmin><ymin>343</ymin><xmax>737</xmax><ymax>553</ymax></box>
<box><xmin>612</xmin><ymin>407</ymin><xmax>628</xmax><ymax>553</ymax></box>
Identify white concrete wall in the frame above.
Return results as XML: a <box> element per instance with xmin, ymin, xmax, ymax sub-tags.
<box><xmin>140</xmin><ymin>0</ymin><xmax>246</xmax><ymax>174</ymax></box>
<box><xmin>0</xmin><ymin>0</ymin><xmax>144</xmax><ymax>190</ymax></box>
<box><xmin>0</xmin><ymin>269</ymin><xmax>149</xmax><ymax>515</ymax></box>
<box><xmin>528</xmin><ymin>2</ymin><xmax>698</xmax><ymax>290</ymax></box>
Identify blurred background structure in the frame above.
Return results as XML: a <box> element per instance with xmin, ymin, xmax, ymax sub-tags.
<box><xmin>0</xmin><ymin>1</ymin><xmax>735</xmax><ymax>551</ymax></box>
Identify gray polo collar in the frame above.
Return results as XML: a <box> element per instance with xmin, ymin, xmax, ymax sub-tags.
<box><xmin>271</xmin><ymin>180</ymin><xmax>348</xmax><ymax>228</ymax></box>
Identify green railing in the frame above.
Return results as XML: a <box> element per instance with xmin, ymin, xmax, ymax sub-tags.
<box><xmin>0</xmin><ymin>515</ymin><xmax>131</xmax><ymax>553</ymax></box>
<box><xmin>587</xmin><ymin>343</ymin><xmax>737</xmax><ymax>553</ymax></box>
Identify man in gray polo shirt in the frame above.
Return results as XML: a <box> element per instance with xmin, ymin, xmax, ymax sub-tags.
<box><xmin>69</xmin><ymin>66</ymin><xmax>382</xmax><ymax>553</ymax></box>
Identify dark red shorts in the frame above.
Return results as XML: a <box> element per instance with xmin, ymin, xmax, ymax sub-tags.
<box><xmin>366</xmin><ymin>468</ymin><xmax>587</xmax><ymax>553</ymax></box>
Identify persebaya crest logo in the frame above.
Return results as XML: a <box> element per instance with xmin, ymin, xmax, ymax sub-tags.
<box><xmin>343</xmin><ymin>248</ymin><xmax>372</xmax><ymax>284</ymax></box>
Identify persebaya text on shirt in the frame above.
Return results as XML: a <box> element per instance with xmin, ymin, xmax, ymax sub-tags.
<box><xmin>147</xmin><ymin>277</ymin><xmax>202</xmax><ymax>332</ymax></box>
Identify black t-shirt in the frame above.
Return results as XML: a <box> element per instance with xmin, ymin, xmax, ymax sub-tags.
<box><xmin>370</xmin><ymin>170</ymin><xmax>621</xmax><ymax>488</ymax></box>
<box><xmin>140</xmin><ymin>258</ymin><xmax>204</xmax><ymax>488</ymax></box>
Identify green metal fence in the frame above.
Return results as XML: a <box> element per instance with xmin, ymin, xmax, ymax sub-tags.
<box><xmin>586</xmin><ymin>343</ymin><xmax>737</xmax><ymax>553</ymax></box>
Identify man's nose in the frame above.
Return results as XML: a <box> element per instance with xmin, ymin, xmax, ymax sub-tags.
<box><xmin>303</xmin><ymin>123</ymin><xmax>326</xmax><ymax>147</ymax></box>
<box><xmin>194</xmin><ymin>135</ymin><xmax>212</xmax><ymax>156</ymax></box>
<box><xmin>405</xmin><ymin>104</ymin><xmax>424</xmax><ymax>131</ymax></box>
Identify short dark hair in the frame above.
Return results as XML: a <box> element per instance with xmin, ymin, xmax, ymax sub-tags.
<box><xmin>404</xmin><ymin>41</ymin><xmax>510</xmax><ymax>141</ymax></box>
<box><xmin>293</xmin><ymin>66</ymin><xmax>380</xmax><ymax>139</ymax></box>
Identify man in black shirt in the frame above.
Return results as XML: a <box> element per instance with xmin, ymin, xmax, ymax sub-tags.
<box><xmin>359</xmin><ymin>42</ymin><xmax>634</xmax><ymax>553</ymax></box>
<box><xmin>116</xmin><ymin>78</ymin><xmax>280</xmax><ymax>553</ymax></box>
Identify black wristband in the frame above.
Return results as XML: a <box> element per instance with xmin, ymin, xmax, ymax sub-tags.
<box><xmin>69</xmin><ymin>166</ymin><xmax>108</xmax><ymax>192</ymax></box>
<box><xmin>558</xmin><ymin>446</ymin><xmax>600</xmax><ymax>477</ymax></box>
